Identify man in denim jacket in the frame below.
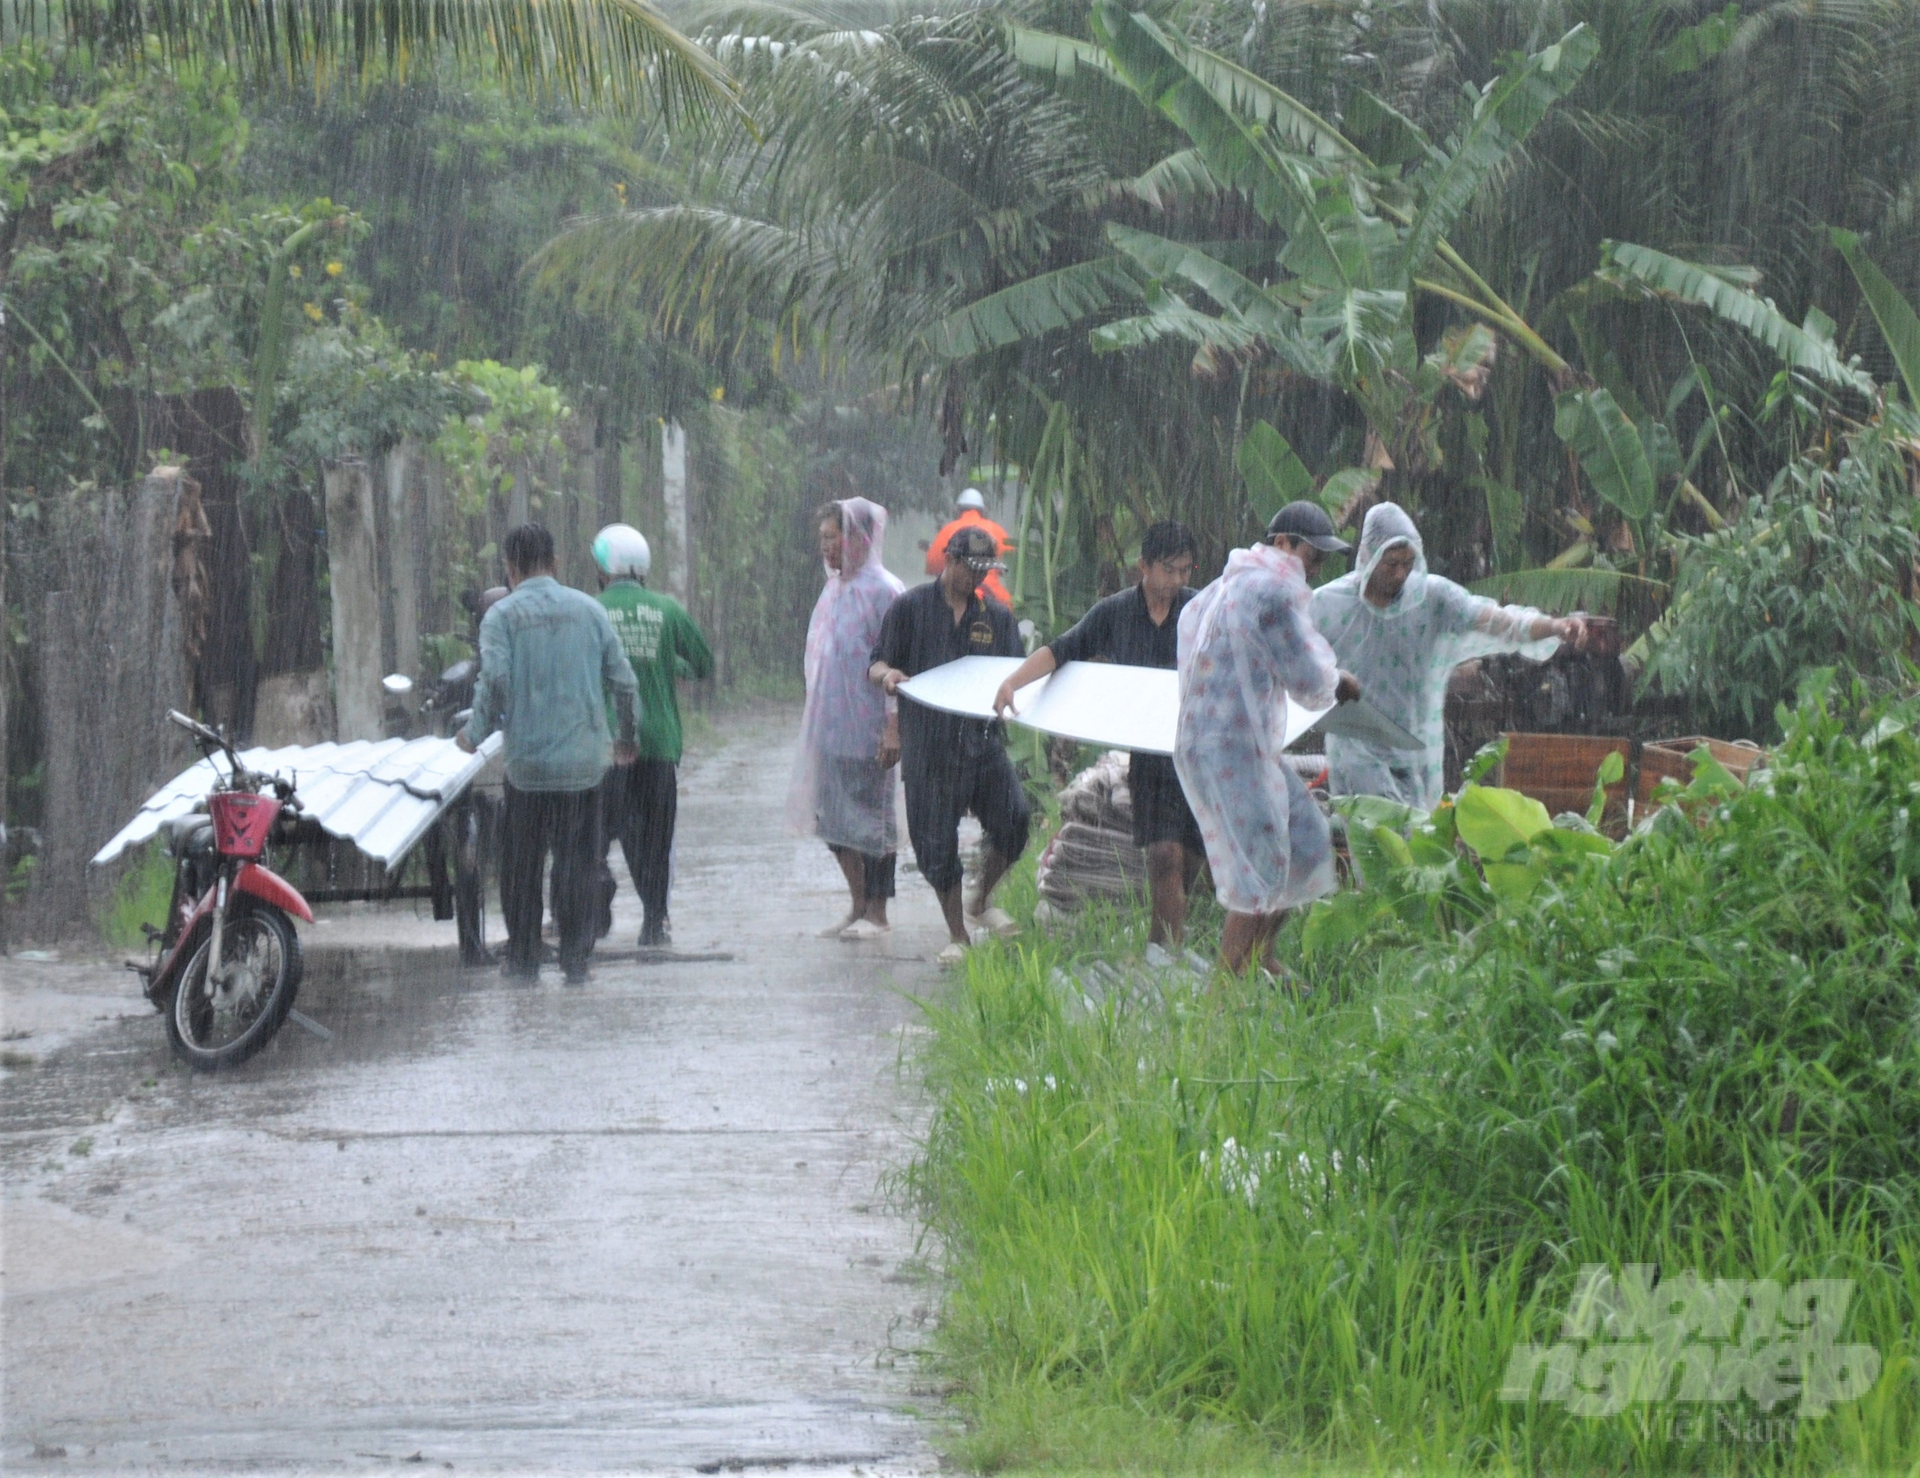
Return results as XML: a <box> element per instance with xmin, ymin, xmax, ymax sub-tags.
<box><xmin>460</xmin><ymin>523</ymin><xmax>638</xmax><ymax>984</ymax></box>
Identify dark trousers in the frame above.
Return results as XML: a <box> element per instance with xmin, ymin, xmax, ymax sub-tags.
<box><xmin>600</xmin><ymin>759</ymin><xmax>677</xmax><ymax>929</ymax></box>
<box><xmin>500</xmin><ymin>782</ymin><xmax>603</xmax><ymax>970</ymax></box>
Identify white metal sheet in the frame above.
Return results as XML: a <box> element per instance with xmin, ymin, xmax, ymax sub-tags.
<box><xmin>897</xmin><ymin>655</ymin><xmax>1334</xmax><ymax>756</ymax></box>
<box><xmin>90</xmin><ymin>733</ymin><xmax>503</xmax><ymax>869</ymax></box>
<box><xmin>1313</xmin><ymin>698</ymin><xmax>1423</xmax><ymax>751</ymax></box>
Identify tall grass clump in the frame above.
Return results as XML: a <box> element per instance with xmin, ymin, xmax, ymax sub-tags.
<box><xmin>909</xmin><ymin>688</ymin><xmax>1920</xmax><ymax>1473</ymax></box>
<box><xmin>98</xmin><ymin>841</ymin><xmax>173</xmax><ymax>950</ymax></box>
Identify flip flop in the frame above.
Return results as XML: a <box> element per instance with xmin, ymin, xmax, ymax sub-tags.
<box><xmin>970</xmin><ymin>906</ymin><xmax>1021</xmax><ymax>939</ymax></box>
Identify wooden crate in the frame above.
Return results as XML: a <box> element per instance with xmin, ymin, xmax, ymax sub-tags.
<box><xmin>1635</xmin><ymin>736</ymin><xmax>1767</xmax><ymax>810</ymax></box>
<box><xmin>1493</xmin><ymin>732</ymin><xmax>1633</xmax><ymax>833</ymax></box>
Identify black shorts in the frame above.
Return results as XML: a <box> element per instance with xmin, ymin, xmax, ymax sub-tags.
<box><xmin>904</xmin><ymin>744</ymin><xmax>1031</xmax><ymax>894</ymax></box>
<box><xmin>1129</xmin><ymin>752</ymin><xmax>1204</xmax><ymax>853</ymax></box>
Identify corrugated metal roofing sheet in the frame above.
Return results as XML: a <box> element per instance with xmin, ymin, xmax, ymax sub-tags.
<box><xmin>90</xmin><ymin>733</ymin><xmax>504</xmax><ymax>870</ymax></box>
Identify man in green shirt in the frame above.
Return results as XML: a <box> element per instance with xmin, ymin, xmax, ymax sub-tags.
<box><xmin>592</xmin><ymin>523</ymin><xmax>715</xmax><ymax>947</ymax></box>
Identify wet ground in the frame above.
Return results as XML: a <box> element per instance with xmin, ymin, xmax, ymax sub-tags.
<box><xmin>1</xmin><ymin>706</ymin><xmax>949</xmax><ymax>1474</ymax></box>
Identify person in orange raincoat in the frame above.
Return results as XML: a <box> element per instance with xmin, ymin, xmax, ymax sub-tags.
<box><xmin>926</xmin><ymin>488</ymin><xmax>1013</xmax><ymax>605</ymax></box>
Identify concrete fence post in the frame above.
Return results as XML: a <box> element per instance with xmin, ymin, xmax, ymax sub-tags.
<box><xmin>325</xmin><ymin>458</ymin><xmax>385</xmax><ymax>742</ymax></box>
<box><xmin>662</xmin><ymin>420</ymin><xmax>690</xmax><ymax>604</ymax></box>
<box><xmin>384</xmin><ymin>440</ymin><xmax>422</xmax><ymax>684</ymax></box>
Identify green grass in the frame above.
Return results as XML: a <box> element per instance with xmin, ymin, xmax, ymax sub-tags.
<box><xmin>906</xmin><ymin>695</ymin><xmax>1920</xmax><ymax>1473</ymax></box>
<box><xmin>97</xmin><ymin>841</ymin><xmax>173</xmax><ymax>950</ymax></box>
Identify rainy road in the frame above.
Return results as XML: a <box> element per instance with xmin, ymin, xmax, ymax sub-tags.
<box><xmin>1</xmin><ymin>706</ymin><xmax>946</xmax><ymax>1473</ymax></box>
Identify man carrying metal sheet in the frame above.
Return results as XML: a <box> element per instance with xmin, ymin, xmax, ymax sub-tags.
<box><xmin>1175</xmin><ymin>512</ymin><xmax>1363</xmax><ymax>978</ymax></box>
<box><xmin>459</xmin><ymin>523</ymin><xmax>638</xmax><ymax>985</ymax></box>
<box><xmin>1309</xmin><ymin>503</ymin><xmax>1586</xmax><ymax>810</ymax></box>
<box><xmin>990</xmin><ymin>521</ymin><xmax>1203</xmax><ymax>947</ymax></box>
<box><xmin>869</xmin><ymin>525</ymin><xmax>1029</xmax><ymax>965</ymax></box>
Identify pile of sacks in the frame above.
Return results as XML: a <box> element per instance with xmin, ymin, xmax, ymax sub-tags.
<box><xmin>1034</xmin><ymin>751</ymin><xmax>1148</xmax><ymax>921</ymax></box>
<box><xmin>1034</xmin><ymin>750</ymin><xmax>1338</xmax><ymax>923</ymax></box>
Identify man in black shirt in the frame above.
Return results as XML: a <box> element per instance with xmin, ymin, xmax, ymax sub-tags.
<box><xmin>871</xmin><ymin>526</ymin><xmax>1030</xmax><ymax>965</ymax></box>
<box><xmin>993</xmin><ymin>521</ymin><xmax>1202</xmax><ymax>945</ymax></box>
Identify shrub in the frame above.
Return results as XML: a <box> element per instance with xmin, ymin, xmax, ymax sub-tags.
<box><xmin>1645</xmin><ymin>406</ymin><xmax>1920</xmax><ymax>738</ymax></box>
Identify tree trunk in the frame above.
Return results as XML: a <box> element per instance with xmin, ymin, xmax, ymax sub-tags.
<box><xmin>151</xmin><ymin>390</ymin><xmax>253</xmax><ymax>737</ymax></box>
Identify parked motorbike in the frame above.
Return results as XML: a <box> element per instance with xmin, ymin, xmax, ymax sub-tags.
<box><xmin>420</xmin><ymin>657</ymin><xmax>478</xmax><ymax>737</ymax></box>
<box><xmin>130</xmin><ymin>710</ymin><xmax>314</xmax><ymax>1070</ymax></box>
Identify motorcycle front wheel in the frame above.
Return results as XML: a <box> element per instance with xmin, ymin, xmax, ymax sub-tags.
<box><xmin>164</xmin><ymin>902</ymin><xmax>303</xmax><ymax>1070</ymax></box>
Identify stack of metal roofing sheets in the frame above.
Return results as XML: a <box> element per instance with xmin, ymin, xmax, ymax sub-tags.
<box><xmin>90</xmin><ymin>733</ymin><xmax>503</xmax><ymax>869</ymax></box>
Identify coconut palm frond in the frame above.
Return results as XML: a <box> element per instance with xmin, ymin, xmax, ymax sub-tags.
<box><xmin>29</xmin><ymin>0</ymin><xmax>742</xmax><ymax>123</ymax></box>
<box><xmin>531</xmin><ymin>205</ymin><xmax>858</xmax><ymax>349</ymax></box>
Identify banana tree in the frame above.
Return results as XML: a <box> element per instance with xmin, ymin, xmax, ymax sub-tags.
<box><xmin>997</xmin><ymin>4</ymin><xmax>1882</xmax><ymax>608</ymax></box>
<box><xmin>999</xmin><ymin>6</ymin><xmax>1596</xmax><ymax>490</ymax></box>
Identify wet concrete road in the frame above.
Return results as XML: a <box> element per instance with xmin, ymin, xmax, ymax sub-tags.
<box><xmin>1</xmin><ymin>708</ymin><xmax>948</xmax><ymax>1473</ymax></box>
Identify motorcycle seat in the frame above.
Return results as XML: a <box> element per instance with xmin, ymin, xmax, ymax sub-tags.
<box><xmin>163</xmin><ymin>814</ymin><xmax>214</xmax><ymax>854</ymax></box>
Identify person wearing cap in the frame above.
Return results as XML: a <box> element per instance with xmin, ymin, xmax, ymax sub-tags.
<box><xmin>926</xmin><ymin>488</ymin><xmax>1013</xmax><ymax>606</ymax></box>
<box><xmin>1264</xmin><ymin>499</ymin><xmax>1354</xmax><ymax>580</ymax></box>
<box><xmin>989</xmin><ymin>520</ymin><xmax>1204</xmax><ymax>947</ymax></box>
<box><xmin>592</xmin><ymin>522</ymin><xmax>714</xmax><ymax>948</ymax></box>
<box><xmin>1173</xmin><ymin>516</ymin><xmax>1360</xmax><ymax>978</ymax></box>
<box><xmin>870</xmin><ymin>525</ymin><xmax>1030</xmax><ymax>964</ymax></box>
<box><xmin>1309</xmin><ymin>502</ymin><xmax>1587</xmax><ymax>810</ymax></box>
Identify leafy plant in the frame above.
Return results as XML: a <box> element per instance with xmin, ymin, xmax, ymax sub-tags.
<box><xmin>1830</xmin><ymin>228</ymin><xmax>1920</xmax><ymax>410</ymax></box>
<box><xmin>429</xmin><ymin>359</ymin><xmax>572</xmax><ymax>519</ymax></box>
<box><xmin>1643</xmin><ymin>404</ymin><xmax>1920</xmax><ymax>736</ymax></box>
<box><xmin>1305</xmin><ymin>739</ymin><xmax>1616</xmax><ymax>954</ymax></box>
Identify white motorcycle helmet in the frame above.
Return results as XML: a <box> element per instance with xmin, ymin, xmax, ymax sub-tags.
<box><xmin>956</xmin><ymin>487</ymin><xmax>987</xmax><ymax>512</ymax></box>
<box><xmin>592</xmin><ymin>523</ymin><xmax>652</xmax><ymax>581</ymax></box>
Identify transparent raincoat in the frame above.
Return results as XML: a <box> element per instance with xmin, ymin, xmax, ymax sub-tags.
<box><xmin>1175</xmin><ymin>542</ymin><xmax>1341</xmax><ymax>915</ymax></box>
<box><xmin>1309</xmin><ymin>502</ymin><xmax>1559</xmax><ymax>810</ymax></box>
<box><xmin>787</xmin><ymin>498</ymin><xmax>905</xmax><ymax>854</ymax></box>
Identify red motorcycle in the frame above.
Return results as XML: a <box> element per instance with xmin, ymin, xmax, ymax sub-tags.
<box><xmin>131</xmin><ymin>710</ymin><xmax>314</xmax><ymax>1070</ymax></box>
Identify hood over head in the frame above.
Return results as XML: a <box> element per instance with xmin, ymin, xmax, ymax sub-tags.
<box><xmin>1353</xmin><ymin>502</ymin><xmax>1429</xmax><ymax>616</ymax></box>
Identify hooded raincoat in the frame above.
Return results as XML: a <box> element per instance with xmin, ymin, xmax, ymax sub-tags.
<box><xmin>1175</xmin><ymin>542</ymin><xmax>1341</xmax><ymax>915</ymax></box>
<box><xmin>1309</xmin><ymin>503</ymin><xmax>1559</xmax><ymax>810</ymax></box>
<box><xmin>787</xmin><ymin>498</ymin><xmax>906</xmax><ymax>855</ymax></box>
